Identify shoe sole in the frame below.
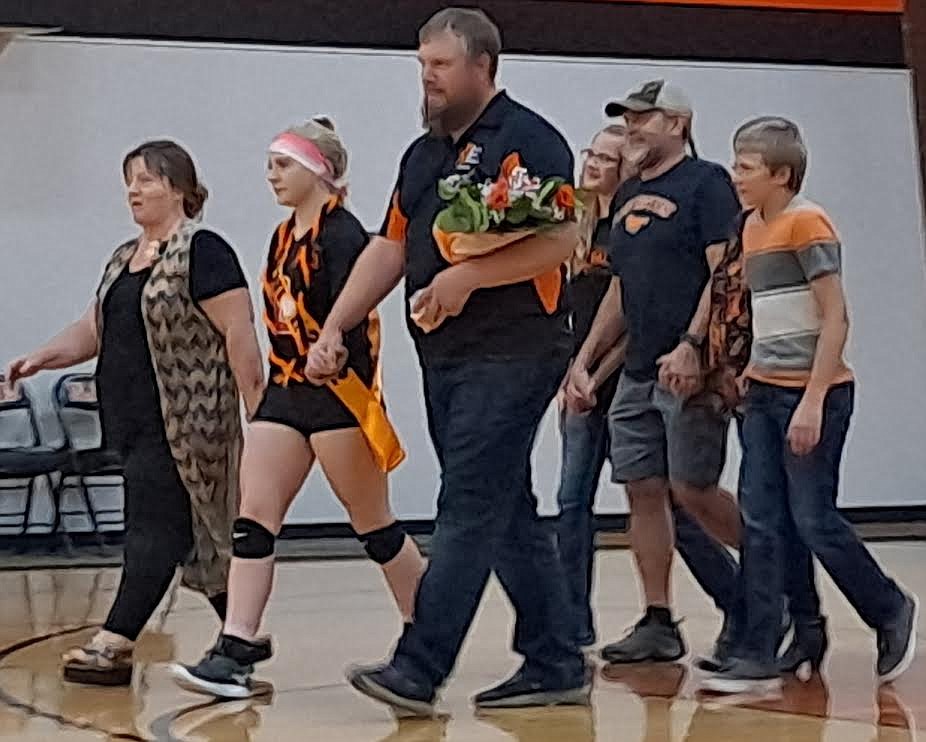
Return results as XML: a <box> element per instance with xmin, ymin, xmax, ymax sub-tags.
<box><xmin>700</xmin><ymin>676</ymin><xmax>783</xmax><ymax>695</ymax></box>
<box><xmin>169</xmin><ymin>663</ymin><xmax>256</xmax><ymax>700</ymax></box>
<box><xmin>348</xmin><ymin>670</ymin><xmax>436</xmax><ymax>719</ymax></box>
<box><xmin>694</xmin><ymin>658</ymin><xmax>723</xmax><ymax>674</ymax></box>
<box><xmin>62</xmin><ymin>664</ymin><xmax>132</xmax><ymax>687</ymax></box>
<box><xmin>475</xmin><ymin>684</ymin><xmax>592</xmax><ymax>709</ymax></box>
<box><xmin>600</xmin><ymin>649</ymin><xmax>686</xmax><ymax>665</ymax></box>
<box><xmin>880</xmin><ymin>594</ymin><xmax>919</xmax><ymax>684</ymax></box>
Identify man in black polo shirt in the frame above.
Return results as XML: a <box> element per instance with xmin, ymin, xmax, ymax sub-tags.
<box><xmin>305</xmin><ymin>7</ymin><xmax>587</xmax><ymax>716</ymax></box>
<box><xmin>567</xmin><ymin>80</ymin><xmax>745</xmax><ymax>665</ymax></box>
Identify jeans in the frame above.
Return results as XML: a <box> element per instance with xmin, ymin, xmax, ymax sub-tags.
<box><xmin>673</xmin><ymin>506</ymin><xmax>739</xmax><ymax>617</ymax></box>
<box><xmin>391</xmin><ymin>356</ymin><xmax>585</xmax><ymax>690</ymax></box>
<box><xmin>738</xmin><ymin>382</ymin><xmax>905</xmax><ymax>663</ymax></box>
<box><xmin>555</xmin><ymin>405</ymin><xmax>610</xmax><ymax>646</ymax></box>
<box><xmin>663</xmin><ymin>414</ymin><xmax>825</xmax><ymax>647</ymax></box>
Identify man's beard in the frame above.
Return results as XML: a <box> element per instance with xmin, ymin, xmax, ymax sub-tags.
<box><xmin>421</xmin><ymin>91</ymin><xmax>484</xmax><ymax>138</ymax></box>
<box><xmin>624</xmin><ymin>141</ymin><xmax>655</xmax><ymax>171</ymax></box>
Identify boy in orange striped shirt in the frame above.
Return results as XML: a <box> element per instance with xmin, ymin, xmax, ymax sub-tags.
<box><xmin>702</xmin><ymin>117</ymin><xmax>917</xmax><ymax>693</ymax></box>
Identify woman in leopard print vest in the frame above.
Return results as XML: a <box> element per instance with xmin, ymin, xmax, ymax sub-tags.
<box><xmin>4</xmin><ymin>141</ymin><xmax>265</xmax><ymax>686</ymax></box>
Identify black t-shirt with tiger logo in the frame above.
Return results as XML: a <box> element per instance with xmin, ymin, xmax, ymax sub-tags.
<box><xmin>608</xmin><ymin>157</ymin><xmax>740</xmax><ymax>381</ymax></box>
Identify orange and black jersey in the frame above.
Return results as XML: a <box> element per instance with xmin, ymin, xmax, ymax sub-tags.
<box><xmin>381</xmin><ymin>91</ymin><xmax>575</xmax><ymax>362</ymax></box>
<box><xmin>261</xmin><ymin>200</ymin><xmax>374</xmax><ymax>387</ymax></box>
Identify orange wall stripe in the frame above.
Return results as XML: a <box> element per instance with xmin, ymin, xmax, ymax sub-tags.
<box><xmin>569</xmin><ymin>0</ymin><xmax>903</xmax><ymax>12</ymax></box>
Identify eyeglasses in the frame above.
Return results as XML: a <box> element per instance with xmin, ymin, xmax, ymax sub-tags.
<box><xmin>581</xmin><ymin>149</ymin><xmax>621</xmax><ymax>166</ymax></box>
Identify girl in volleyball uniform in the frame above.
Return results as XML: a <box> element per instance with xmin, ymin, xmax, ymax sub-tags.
<box><xmin>171</xmin><ymin>117</ymin><xmax>426</xmax><ymax>700</ymax></box>
<box><xmin>258</xmin><ymin>198</ymin><xmax>381</xmax><ymax>435</ymax></box>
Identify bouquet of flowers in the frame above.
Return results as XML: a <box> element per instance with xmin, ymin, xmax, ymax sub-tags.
<box><xmin>432</xmin><ymin>153</ymin><xmax>578</xmax><ymax>262</ymax></box>
<box><xmin>427</xmin><ymin>153</ymin><xmax>579</xmax><ymax>321</ymax></box>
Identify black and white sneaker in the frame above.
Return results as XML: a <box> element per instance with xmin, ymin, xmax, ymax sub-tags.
<box><xmin>473</xmin><ymin>664</ymin><xmax>593</xmax><ymax>709</ymax></box>
<box><xmin>346</xmin><ymin>663</ymin><xmax>437</xmax><ymax>718</ymax></box>
<box><xmin>170</xmin><ymin>634</ymin><xmax>273</xmax><ymax>699</ymax></box>
<box><xmin>697</xmin><ymin>604</ymin><xmax>792</xmax><ymax>674</ymax></box>
<box><xmin>694</xmin><ymin>616</ymin><xmax>735</xmax><ymax>673</ymax></box>
<box><xmin>878</xmin><ymin>591</ymin><xmax>919</xmax><ymax>683</ymax></box>
<box><xmin>700</xmin><ymin>657</ymin><xmax>782</xmax><ymax>695</ymax></box>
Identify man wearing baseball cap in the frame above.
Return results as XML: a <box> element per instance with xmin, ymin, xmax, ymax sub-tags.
<box><xmin>604</xmin><ymin>79</ymin><xmax>698</xmax><ymax>157</ymax></box>
<box><xmin>566</xmin><ymin>79</ymin><xmax>743</xmax><ymax>664</ymax></box>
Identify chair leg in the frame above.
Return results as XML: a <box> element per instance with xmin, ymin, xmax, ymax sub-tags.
<box><xmin>78</xmin><ymin>477</ymin><xmax>106</xmax><ymax>554</ymax></box>
<box><xmin>10</xmin><ymin>480</ymin><xmax>35</xmax><ymax>555</ymax></box>
<box><xmin>54</xmin><ymin>477</ymin><xmax>73</xmax><ymax>556</ymax></box>
<box><xmin>21</xmin><ymin>477</ymin><xmax>35</xmax><ymax>537</ymax></box>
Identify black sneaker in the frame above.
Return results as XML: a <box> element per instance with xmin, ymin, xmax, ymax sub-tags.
<box><xmin>700</xmin><ymin>657</ymin><xmax>782</xmax><ymax>695</ymax></box>
<box><xmin>698</xmin><ymin>605</ymin><xmax>792</xmax><ymax>673</ymax></box>
<box><xmin>600</xmin><ymin>610</ymin><xmax>686</xmax><ymax>664</ymax></box>
<box><xmin>347</xmin><ymin>663</ymin><xmax>437</xmax><ymax>718</ymax></box>
<box><xmin>170</xmin><ymin>634</ymin><xmax>273</xmax><ymax>699</ymax></box>
<box><xmin>473</xmin><ymin>667</ymin><xmax>592</xmax><ymax>709</ymax></box>
<box><xmin>777</xmin><ymin>617</ymin><xmax>828</xmax><ymax>675</ymax></box>
<box><xmin>694</xmin><ymin>617</ymin><xmax>735</xmax><ymax>673</ymax></box>
<box><xmin>877</xmin><ymin>592</ymin><xmax>919</xmax><ymax>683</ymax></box>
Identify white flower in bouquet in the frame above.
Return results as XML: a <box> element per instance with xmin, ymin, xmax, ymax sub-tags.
<box><xmin>508</xmin><ymin>167</ymin><xmax>541</xmax><ymax>199</ymax></box>
<box><xmin>437</xmin><ymin>173</ymin><xmax>469</xmax><ymax>200</ymax></box>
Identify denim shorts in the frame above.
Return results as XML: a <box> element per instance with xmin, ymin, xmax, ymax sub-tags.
<box><xmin>608</xmin><ymin>373</ymin><xmax>730</xmax><ymax>488</ymax></box>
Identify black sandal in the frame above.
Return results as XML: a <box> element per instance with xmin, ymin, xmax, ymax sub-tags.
<box><xmin>62</xmin><ymin>640</ymin><xmax>134</xmax><ymax>686</ymax></box>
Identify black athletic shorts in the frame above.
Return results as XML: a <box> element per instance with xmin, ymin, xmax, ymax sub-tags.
<box><xmin>253</xmin><ymin>383</ymin><xmax>358</xmax><ymax>438</ymax></box>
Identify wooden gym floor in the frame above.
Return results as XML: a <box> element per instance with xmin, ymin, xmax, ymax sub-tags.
<box><xmin>0</xmin><ymin>544</ymin><xmax>922</xmax><ymax>741</ymax></box>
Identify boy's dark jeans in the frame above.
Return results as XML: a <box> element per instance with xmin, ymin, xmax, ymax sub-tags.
<box><xmin>738</xmin><ymin>381</ymin><xmax>905</xmax><ymax>663</ymax></box>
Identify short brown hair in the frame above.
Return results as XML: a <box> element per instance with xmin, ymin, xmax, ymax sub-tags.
<box><xmin>733</xmin><ymin>116</ymin><xmax>807</xmax><ymax>193</ymax></box>
<box><xmin>419</xmin><ymin>7</ymin><xmax>502</xmax><ymax>80</ymax></box>
<box><xmin>122</xmin><ymin>140</ymin><xmax>208</xmax><ymax>219</ymax></box>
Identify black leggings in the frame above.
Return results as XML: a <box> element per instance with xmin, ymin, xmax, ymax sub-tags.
<box><xmin>104</xmin><ymin>432</ymin><xmax>226</xmax><ymax>641</ymax></box>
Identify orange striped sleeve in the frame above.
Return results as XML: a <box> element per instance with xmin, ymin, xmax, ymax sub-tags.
<box><xmin>791</xmin><ymin>208</ymin><xmax>839</xmax><ymax>248</ymax></box>
<box><xmin>744</xmin><ymin>206</ymin><xmax>839</xmax><ymax>256</ymax></box>
<box><xmin>382</xmin><ymin>189</ymin><xmax>408</xmax><ymax>244</ymax></box>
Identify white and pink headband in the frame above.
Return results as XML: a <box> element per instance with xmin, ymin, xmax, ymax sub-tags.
<box><xmin>268</xmin><ymin>132</ymin><xmax>345</xmax><ymax>191</ymax></box>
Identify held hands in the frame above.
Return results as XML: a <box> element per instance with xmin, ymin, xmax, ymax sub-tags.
<box><xmin>657</xmin><ymin>342</ymin><xmax>703</xmax><ymax>400</ymax></box>
<box><xmin>410</xmin><ymin>265</ymin><xmax>476</xmax><ymax>333</ymax></box>
<box><xmin>304</xmin><ymin>328</ymin><xmax>348</xmax><ymax>385</ymax></box>
<box><xmin>788</xmin><ymin>393</ymin><xmax>824</xmax><ymax>457</ymax></box>
<box><xmin>563</xmin><ymin>362</ymin><xmax>598</xmax><ymax>414</ymax></box>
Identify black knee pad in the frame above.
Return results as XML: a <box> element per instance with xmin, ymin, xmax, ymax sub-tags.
<box><xmin>232</xmin><ymin>518</ymin><xmax>275</xmax><ymax>559</ymax></box>
<box><xmin>358</xmin><ymin>522</ymin><xmax>405</xmax><ymax>564</ymax></box>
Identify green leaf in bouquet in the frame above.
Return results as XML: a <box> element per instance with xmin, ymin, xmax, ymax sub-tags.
<box><xmin>434</xmin><ymin>199</ymin><xmax>476</xmax><ymax>233</ymax></box>
<box><xmin>536</xmin><ymin>177</ymin><xmax>565</xmax><ymax>205</ymax></box>
<box><xmin>476</xmin><ymin>204</ymin><xmax>491</xmax><ymax>232</ymax></box>
<box><xmin>459</xmin><ymin>188</ymin><xmax>490</xmax><ymax>233</ymax></box>
<box><xmin>529</xmin><ymin>203</ymin><xmax>554</xmax><ymax>220</ymax></box>
<box><xmin>437</xmin><ymin>178</ymin><xmax>460</xmax><ymax>201</ymax></box>
<box><xmin>505</xmin><ymin>195</ymin><xmax>532</xmax><ymax>226</ymax></box>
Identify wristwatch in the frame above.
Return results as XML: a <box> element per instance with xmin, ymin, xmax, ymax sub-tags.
<box><xmin>680</xmin><ymin>332</ymin><xmax>704</xmax><ymax>350</ymax></box>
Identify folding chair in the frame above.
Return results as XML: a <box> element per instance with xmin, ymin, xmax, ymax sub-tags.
<box><xmin>53</xmin><ymin>373</ymin><xmax>124</xmax><ymax>543</ymax></box>
<box><xmin>0</xmin><ymin>380</ymin><xmax>66</xmax><ymax>538</ymax></box>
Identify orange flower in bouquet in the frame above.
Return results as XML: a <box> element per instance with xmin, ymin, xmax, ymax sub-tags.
<box><xmin>554</xmin><ymin>184</ymin><xmax>576</xmax><ymax>212</ymax></box>
<box><xmin>485</xmin><ymin>178</ymin><xmax>511</xmax><ymax>212</ymax></box>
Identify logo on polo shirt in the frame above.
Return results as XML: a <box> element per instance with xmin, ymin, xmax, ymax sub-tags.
<box><xmin>456</xmin><ymin>142</ymin><xmax>483</xmax><ymax>172</ymax></box>
<box><xmin>613</xmin><ymin>194</ymin><xmax>678</xmax><ymax>236</ymax></box>
<box><xmin>624</xmin><ymin>215</ymin><xmax>651</xmax><ymax>235</ymax></box>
